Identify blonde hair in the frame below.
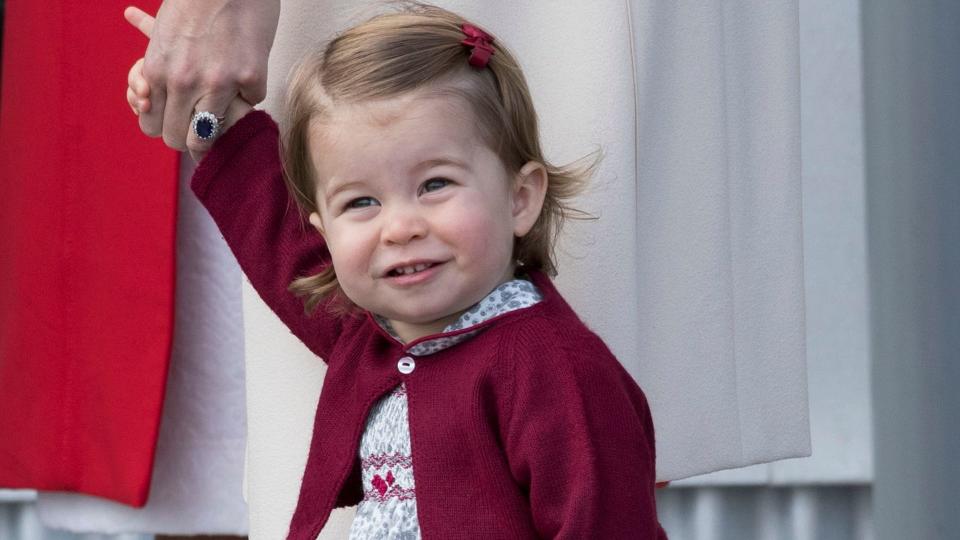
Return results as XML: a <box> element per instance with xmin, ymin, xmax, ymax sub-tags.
<box><xmin>281</xmin><ymin>1</ymin><xmax>598</xmax><ymax>316</ymax></box>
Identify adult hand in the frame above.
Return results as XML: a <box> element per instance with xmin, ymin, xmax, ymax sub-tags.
<box><xmin>124</xmin><ymin>0</ymin><xmax>279</xmax><ymax>153</ymax></box>
<box><xmin>127</xmin><ymin>53</ymin><xmax>254</xmax><ymax>163</ymax></box>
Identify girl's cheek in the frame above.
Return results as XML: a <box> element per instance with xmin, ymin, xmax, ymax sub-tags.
<box><xmin>457</xmin><ymin>217</ymin><xmax>509</xmax><ymax>259</ymax></box>
<box><xmin>325</xmin><ymin>230</ymin><xmax>353</xmax><ymax>263</ymax></box>
<box><xmin>330</xmin><ymin>226</ymin><xmax>376</xmax><ymax>265</ymax></box>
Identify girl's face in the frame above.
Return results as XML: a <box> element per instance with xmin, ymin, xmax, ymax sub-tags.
<box><xmin>307</xmin><ymin>90</ymin><xmax>547</xmax><ymax>343</ymax></box>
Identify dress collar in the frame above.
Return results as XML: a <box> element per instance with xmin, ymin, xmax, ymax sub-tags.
<box><xmin>371</xmin><ymin>276</ymin><xmax>543</xmax><ymax>356</ymax></box>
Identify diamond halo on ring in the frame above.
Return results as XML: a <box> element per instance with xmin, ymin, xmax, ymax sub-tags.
<box><xmin>191</xmin><ymin>111</ymin><xmax>225</xmax><ymax>141</ymax></box>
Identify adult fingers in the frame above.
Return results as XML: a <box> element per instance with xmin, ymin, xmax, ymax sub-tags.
<box><xmin>184</xmin><ymin>94</ymin><xmax>231</xmax><ymax>161</ymax></box>
<box><xmin>237</xmin><ymin>72</ymin><xmax>269</xmax><ymax>108</ymax></box>
<box><xmin>138</xmin><ymin>33</ymin><xmax>169</xmax><ymax>139</ymax></box>
<box><xmin>123</xmin><ymin>6</ymin><xmax>155</xmax><ymax>38</ymax></box>
<box><xmin>138</xmin><ymin>82</ymin><xmax>166</xmax><ymax>139</ymax></box>
<box><xmin>159</xmin><ymin>82</ymin><xmax>196</xmax><ymax>151</ymax></box>
<box><xmin>164</xmin><ymin>77</ymin><xmax>238</xmax><ymax>151</ymax></box>
<box><xmin>134</xmin><ymin>0</ymin><xmax>278</xmax><ymax>150</ymax></box>
<box><xmin>186</xmin><ymin>97</ymin><xmax>254</xmax><ymax>162</ymax></box>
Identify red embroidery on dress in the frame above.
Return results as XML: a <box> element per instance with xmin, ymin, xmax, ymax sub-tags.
<box><xmin>371</xmin><ymin>473</ymin><xmax>389</xmax><ymax>496</ymax></box>
<box><xmin>370</xmin><ymin>469</ymin><xmax>400</xmax><ymax>497</ymax></box>
<box><xmin>363</xmin><ymin>485</ymin><xmax>416</xmax><ymax>502</ymax></box>
<box><xmin>362</xmin><ymin>452</ymin><xmax>413</xmax><ymax>470</ymax></box>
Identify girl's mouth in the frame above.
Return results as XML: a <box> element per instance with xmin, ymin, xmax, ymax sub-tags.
<box><xmin>385</xmin><ymin>262</ymin><xmax>445</xmax><ymax>286</ymax></box>
<box><xmin>387</xmin><ymin>262</ymin><xmax>437</xmax><ymax>277</ymax></box>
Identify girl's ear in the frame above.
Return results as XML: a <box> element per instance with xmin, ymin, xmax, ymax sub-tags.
<box><xmin>308</xmin><ymin>212</ymin><xmax>325</xmax><ymax>236</ymax></box>
<box><xmin>511</xmin><ymin>161</ymin><xmax>548</xmax><ymax>237</ymax></box>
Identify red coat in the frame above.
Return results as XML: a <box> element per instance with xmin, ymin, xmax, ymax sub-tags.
<box><xmin>193</xmin><ymin>110</ymin><xmax>668</xmax><ymax>539</ymax></box>
<box><xmin>0</xmin><ymin>0</ymin><xmax>178</xmax><ymax>506</ymax></box>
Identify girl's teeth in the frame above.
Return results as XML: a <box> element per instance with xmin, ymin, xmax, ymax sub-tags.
<box><xmin>395</xmin><ymin>263</ymin><xmax>431</xmax><ymax>275</ymax></box>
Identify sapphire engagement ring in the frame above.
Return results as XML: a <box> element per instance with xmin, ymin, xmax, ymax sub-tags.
<box><xmin>191</xmin><ymin>111</ymin><xmax>225</xmax><ymax>141</ymax></box>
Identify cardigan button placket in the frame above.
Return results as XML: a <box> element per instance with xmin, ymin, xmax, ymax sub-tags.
<box><xmin>397</xmin><ymin>356</ymin><xmax>416</xmax><ymax>374</ymax></box>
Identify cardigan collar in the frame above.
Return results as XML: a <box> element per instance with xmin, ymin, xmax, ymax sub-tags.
<box><xmin>369</xmin><ymin>273</ymin><xmax>544</xmax><ymax>356</ymax></box>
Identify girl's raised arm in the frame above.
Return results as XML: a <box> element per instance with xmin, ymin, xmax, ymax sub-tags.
<box><xmin>189</xmin><ymin>110</ymin><xmax>343</xmax><ymax>361</ymax></box>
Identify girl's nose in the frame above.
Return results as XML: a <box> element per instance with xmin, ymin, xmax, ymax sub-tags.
<box><xmin>380</xmin><ymin>205</ymin><xmax>428</xmax><ymax>245</ymax></box>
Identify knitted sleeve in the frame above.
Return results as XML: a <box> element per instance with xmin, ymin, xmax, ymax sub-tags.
<box><xmin>501</xmin><ymin>320</ymin><xmax>667</xmax><ymax>539</ymax></box>
<box><xmin>190</xmin><ymin>110</ymin><xmax>341</xmax><ymax>360</ymax></box>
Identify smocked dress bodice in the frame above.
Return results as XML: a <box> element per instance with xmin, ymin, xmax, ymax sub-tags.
<box><xmin>347</xmin><ymin>278</ymin><xmax>543</xmax><ymax>540</ymax></box>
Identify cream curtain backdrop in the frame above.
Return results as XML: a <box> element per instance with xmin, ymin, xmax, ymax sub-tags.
<box><xmin>244</xmin><ymin>0</ymin><xmax>810</xmax><ymax>538</ymax></box>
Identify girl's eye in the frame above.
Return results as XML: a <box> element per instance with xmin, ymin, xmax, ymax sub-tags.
<box><xmin>420</xmin><ymin>177</ymin><xmax>451</xmax><ymax>194</ymax></box>
<box><xmin>345</xmin><ymin>197</ymin><xmax>379</xmax><ymax>210</ymax></box>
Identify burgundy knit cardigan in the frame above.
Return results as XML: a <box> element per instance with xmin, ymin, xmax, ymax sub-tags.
<box><xmin>192</xmin><ymin>111</ymin><xmax>668</xmax><ymax>539</ymax></box>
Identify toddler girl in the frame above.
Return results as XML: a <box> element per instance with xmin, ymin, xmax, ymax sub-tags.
<box><xmin>127</xmin><ymin>3</ymin><xmax>667</xmax><ymax>539</ymax></box>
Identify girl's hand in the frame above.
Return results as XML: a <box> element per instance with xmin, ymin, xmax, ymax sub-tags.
<box><xmin>124</xmin><ymin>5</ymin><xmax>258</xmax><ymax>162</ymax></box>
<box><xmin>126</xmin><ymin>57</ymin><xmax>151</xmax><ymax>117</ymax></box>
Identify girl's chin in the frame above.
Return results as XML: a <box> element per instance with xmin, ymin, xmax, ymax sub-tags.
<box><xmin>388</xmin><ymin>309</ymin><xmax>464</xmax><ymax>330</ymax></box>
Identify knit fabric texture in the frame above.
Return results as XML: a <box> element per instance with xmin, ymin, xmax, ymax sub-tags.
<box><xmin>191</xmin><ymin>110</ymin><xmax>668</xmax><ymax>540</ymax></box>
<box><xmin>350</xmin><ymin>279</ymin><xmax>543</xmax><ymax>539</ymax></box>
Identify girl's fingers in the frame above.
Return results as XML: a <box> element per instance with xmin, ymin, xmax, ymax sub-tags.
<box><xmin>127</xmin><ymin>58</ymin><xmax>149</xmax><ymax>98</ymax></box>
<box><xmin>124</xmin><ymin>7</ymin><xmax>162</xmax><ymax>137</ymax></box>
<box><xmin>126</xmin><ymin>58</ymin><xmax>151</xmax><ymax>115</ymax></box>
<box><xmin>126</xmin><ymin>86</ymin><xmax>152</xmax><ymax>116</ymax></box>
<box><xmin>123</xmin><ymin>6</ymin><xmax>155</xmax><ymax>38</ymax></box>
<box><xmin>127</xmin><ymin>87</ymin><xmax>140</xmax><ymax>116</ymax></box>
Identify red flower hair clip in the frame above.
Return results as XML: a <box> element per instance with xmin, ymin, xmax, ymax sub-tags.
<box><xmin>460</xmin><ymin>23</ymin><xmax>495</xmax><ymax>69</ymax></box>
